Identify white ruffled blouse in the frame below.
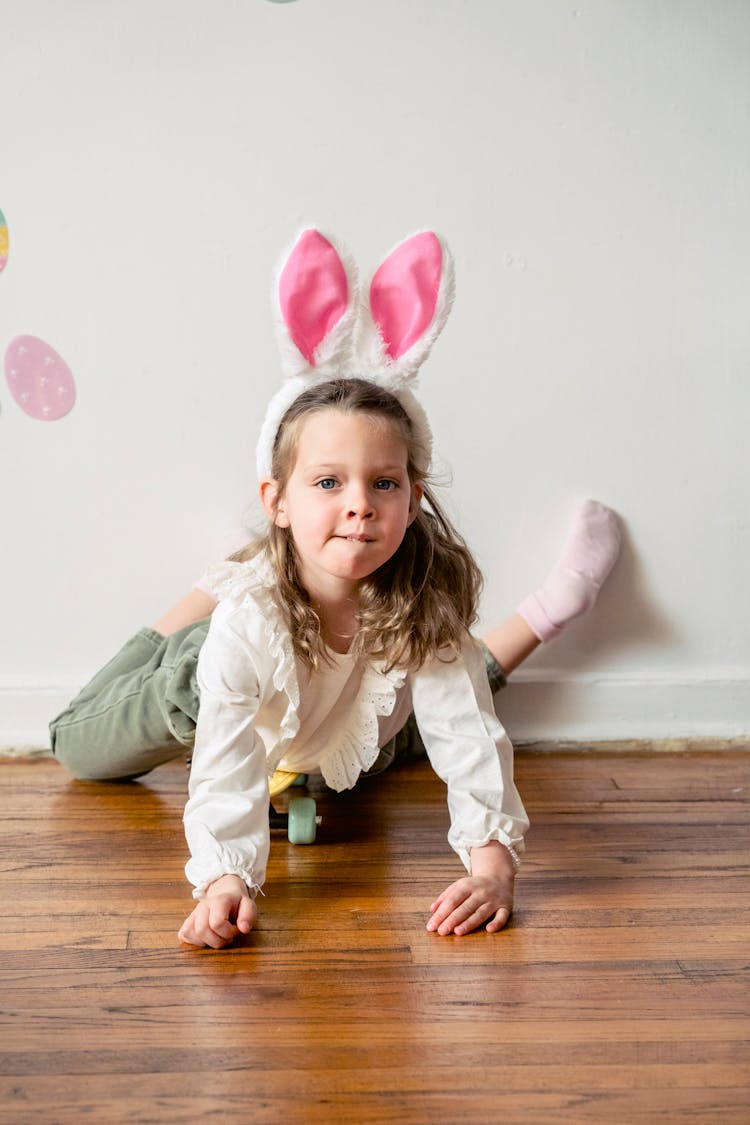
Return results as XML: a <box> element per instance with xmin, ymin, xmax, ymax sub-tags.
<box><xmin>183</xmin><ymin>552</ymin><xmax>529</xmax><ymax>898</ymax></box>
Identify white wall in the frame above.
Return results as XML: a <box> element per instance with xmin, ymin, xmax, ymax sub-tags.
<box><xmin>1</xmin><ymin>0</ymin><xmax>748</xmax><ymax>746</ymax></box>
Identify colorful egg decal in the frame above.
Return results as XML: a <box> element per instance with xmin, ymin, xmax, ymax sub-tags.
<box><xmin>4</xmin><ymin>335</ymin><xmax>77</xmax><ymax>421</ymax></box>
<box><xmin>0</xmin><ymin>208</ymin><xmax>8</xmax><ymax>271</ymax></box>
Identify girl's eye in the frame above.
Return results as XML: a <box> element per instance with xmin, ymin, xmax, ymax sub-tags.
<box><xmin>317</xmin><ymin>478</ymin><xmax>337</xmax><ymax>490</ymax></box>
<box><xmin>374</xmin><ymin>479</ymin><xmax>397</xmax><ymax>491</ymax></box>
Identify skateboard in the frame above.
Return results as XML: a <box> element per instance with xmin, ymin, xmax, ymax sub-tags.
<box><xmin>268</xmin><ymin>769</ymin><xmax>319</xmax><ymax>844</ymax></box>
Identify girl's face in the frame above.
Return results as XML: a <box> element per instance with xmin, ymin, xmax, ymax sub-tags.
<box><xmin>261</xmin><ymin>408</ymin><xmax>422</xmax><ymax>602</ymax></box>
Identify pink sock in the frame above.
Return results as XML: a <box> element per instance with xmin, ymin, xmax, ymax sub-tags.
<box><xmin>517</xmin><ymin>500</ymin><xmax>621</xmax><ymax>642</ymax></box>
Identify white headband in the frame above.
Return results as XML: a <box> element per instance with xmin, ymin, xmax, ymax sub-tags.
<box><xmin>256</xmin><ymin>228</ymin><xmax>455</xmax><ymax>480</ymax></box>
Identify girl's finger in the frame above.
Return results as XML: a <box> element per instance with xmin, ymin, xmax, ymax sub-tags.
<box><xmin>199</xmin><ymin>914</ymin><xmax>236</xmax><ymax>949</ymax></box>
<box><xmin>426</xmin><ymin>893</ymin><xmax>465</xmax><ymax>931</ymax></box>
<box><xmin>452</xmin><ymin>903</ymin><xmax>496</xmax><ymax>936</ymax></box>
<box><xmin>178</xmin><ymin>924</ymin><xmax>207</xmax><ymax>948</ymax></box>
<box><xmin>208</xmin><ymin>899</ymin><xmax>239</xmax><ymax>940</ymax></box>
<box><xmin>434</xmin><ymin>895</ymin><xmax>482</xmax><ymax>935</ymax></box>
<box><xmin>182</xmin><ymin>912</ymin><xmax>227</xmax><ymax>949</ymax></box>
<box><xmin>236</xmin><ymin>897</ymin><xmax>257</xmax><ymax>933</ymax></box>
<box><xmin>203</xmin><ymin>929</ymin><xmax>234</xmax><ymax>950</ymax></box>
<box><xmin>178</xmin><ymin>909</ymin><xmax>206</xmax><ymax>947</ymax></box>
<box><xmin>484</xmin><ymin>906</ymin><xmax>512</xmax><ymax>934</ymax></box>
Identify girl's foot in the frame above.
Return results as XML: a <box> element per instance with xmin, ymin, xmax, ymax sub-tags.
<box><xmin>517</xmin><ymin>499</ymin><xmax>621</xmax><ymax>642</ymax></box>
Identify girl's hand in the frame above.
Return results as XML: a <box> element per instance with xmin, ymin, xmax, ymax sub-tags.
<box><xmin>178</xmin><ymin>874</ymin><xmax>257</xmax><ymax>949</ymax></box>
<box><xmin>426</xmin><ymin>840</ymin><xmax>516</xmax><ymax>936</ymax></box>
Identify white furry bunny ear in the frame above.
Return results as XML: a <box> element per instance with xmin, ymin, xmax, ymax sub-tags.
<box><xmin>259</xmin><ymin>229</ymin><xmax>359</xmax><ymax>479</ymax></box>
<box><xmin>274</xmin><ymin>228</ymin><xmax>359</xmax><ymax>379</ymax></box>
<box><xmin>357</xmin><ymin>231</ymin><xmax>455</xmax><ymax>387</ymax></box>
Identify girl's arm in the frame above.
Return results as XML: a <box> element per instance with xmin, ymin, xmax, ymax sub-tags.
<box><xmin>180</xmin><ymin>604</ymin><xmax>271</xmax><ymax>943</ymax></box>
<box><xmin>410</xmin><ymin>638</ymin><xmax>529</xmax><ymax>935</ymax></box>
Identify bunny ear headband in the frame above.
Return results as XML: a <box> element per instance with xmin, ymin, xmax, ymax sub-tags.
<box><xmin>256</xmin><ymin>228</ymin><xmax>455</xmax><ymax>480</ymax></box>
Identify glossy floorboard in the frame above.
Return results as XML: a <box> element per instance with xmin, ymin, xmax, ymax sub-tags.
<box><xmin>1</xmin><ymin>748</ymin><xmax>749</xmax><ymax>1124</ymax></box>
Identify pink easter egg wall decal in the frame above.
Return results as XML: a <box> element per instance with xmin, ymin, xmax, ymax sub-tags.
<box><xmin>0</xmin><ymin>208</ymin><xmax>8</xmax><ymax>272</ymax></box>
<box><xmin>4</xmin><ymin>335</ymin><xmax>77</xmax><ymax>421</ymax></box>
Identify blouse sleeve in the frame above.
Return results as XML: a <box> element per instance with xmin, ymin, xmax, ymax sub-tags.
<box><xmin>183</xmin><ymin>604</ymin><xmax>271</xmax><ymax>899</ymax></box>
<box><xmin>409</xmin><ymin>636</ymin><xmax>530</xmax><ymax>871</ymax></box>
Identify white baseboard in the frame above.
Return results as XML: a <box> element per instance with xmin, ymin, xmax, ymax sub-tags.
<box><xmin>1</xmin><ymin>686</ymin><xmax>74</xmax><ymax>751</ymax></box>
<box><xmin>2</xmin><ymin>672</ymin><xmax>749</xmax><ymax>751</ymax></box>
<box><xmin>497</xmin><ymin>670</ymin><xmax>750</xmax><ymax>741</ymax></box>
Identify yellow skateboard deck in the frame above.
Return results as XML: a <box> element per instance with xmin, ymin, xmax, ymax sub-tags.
<box><xmin>269</xmin><ymin>769</ymin><xmax>301</xmax><ymax>798</ymax></box>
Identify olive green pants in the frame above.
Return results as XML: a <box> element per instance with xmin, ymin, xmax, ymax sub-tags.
<box><xmin>50</xmin><ymin>619</ymin><xmax>507</xmax><ymax>782</ymax></box>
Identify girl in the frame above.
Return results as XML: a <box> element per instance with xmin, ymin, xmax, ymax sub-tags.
<box><xmin>50</xmin><ymin>230</ymin><xmax>620</xmax><ymax>948</ymax></box>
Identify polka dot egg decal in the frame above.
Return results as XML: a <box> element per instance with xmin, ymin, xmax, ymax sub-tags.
<box><xmin>5</xmin><ymin>335</ymin><xmax>77</xmax><ymax>420</ymax></box>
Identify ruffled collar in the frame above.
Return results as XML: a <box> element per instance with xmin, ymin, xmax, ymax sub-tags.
<box><xmin>204</xmin><ymin>551</ymin><xmax>407</xmax><ymax>791</ymax></box>
<box><xmin>313</xmin><ymin>657</ymin><xmax>406</xmax><ymax>790</ymax></box>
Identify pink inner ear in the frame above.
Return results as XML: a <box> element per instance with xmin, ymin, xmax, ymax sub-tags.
<box><xmin>370</xmin><ymin>232</ymin><xmax>442</xmax><ymax>360</ymax></box>
<box><xmin>278</xmin><ymin>230</ymin><xmax>349</xmax><ymax>365</ymax></box>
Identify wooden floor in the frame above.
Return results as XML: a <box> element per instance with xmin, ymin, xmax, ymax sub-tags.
<box><xmin>1</xmin><ymin>748</ymin><xmax>749</xmax><ymax>1124</ymax></box>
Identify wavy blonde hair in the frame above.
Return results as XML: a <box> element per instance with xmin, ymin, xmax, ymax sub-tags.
<box><xmin>235</xmin><ymin>378</ymin><xmax>482</xmax><ymax>672</ymax></box>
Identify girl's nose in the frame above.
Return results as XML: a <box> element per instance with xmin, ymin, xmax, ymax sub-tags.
<box><xmin>346</xmin><ymin>485</ymin><xmax>374</xmax><ymax>519</ymax></box>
